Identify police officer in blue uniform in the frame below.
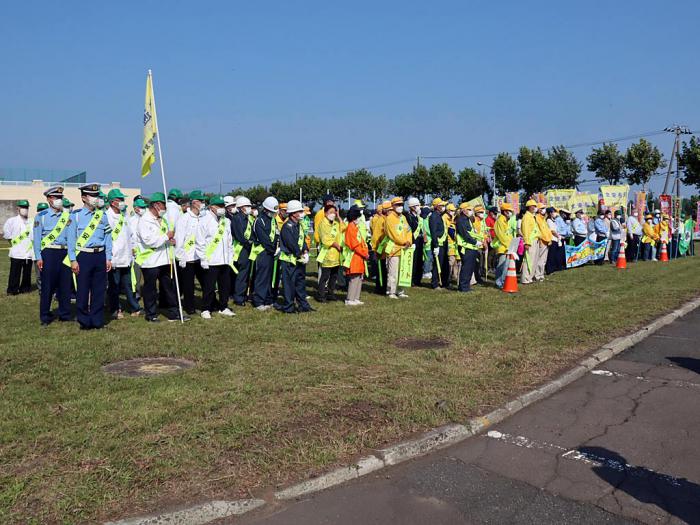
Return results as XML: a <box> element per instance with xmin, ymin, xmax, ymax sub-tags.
<box><xmin>33</xmin><ymin>186</ymin><xmax>73</xmax><ymax>325</ymax></box>
<box><xmin>66</xmin><ymin>183</ymin><xmax>113</xmax><ymax>329</ymax></box>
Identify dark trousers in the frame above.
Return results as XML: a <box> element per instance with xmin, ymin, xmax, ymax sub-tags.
<box><xmin>412</xmin><ymin>237</ymin><xmax>424</xmax><ymax>286</ymax></box>
<box><xmin>202</xmin><ymin>264</ymin><xmax>231</xmax><ymax>312</ymax></box>
<box><xmin>280</xmin><ymin>260</ymin><xmax>310</xmax><ymax>312</ymax></box>
<box><xmin>318</xmin><ymin>265</ymin><xmax>339</xmax><ymax>299</ymax></box>
<box><xmin>233</xmin><ymin>250</ymin><xmax>251</xmax><ymax>304</ymax></box>
<box><xmin>641</xmin><ymin>243</ymin><xmax>653</xmax><ymax>261</ymax></box>
<box><xmin>179</xmin><ymin>260</ymin><xmax>206</xmax><ymax>313</ymax></box>
<box><xmin>431</xmin><ymin>244</ymin><xmax>450</xmax><ymax>289</ymax></box>
<box><xmin>39</xmin><ymin>249</ymin><xmax>72</xmax><ymax>324</ymax></box>
<box><xmin>626</xmin><ymin>235</ymin><xmax>640</xmax><ymax>262</ymax></box>
<box><xmin>142</xmin><ymin>264</ymin><xmax>179</xmax><ymax>320</ymax></box>
<box><xmin>272</xmin><ymin>257</ymin><xmax>282</xmax><ymax>301</ymax></box>
<box><xmin>573</xmin><ymin>235</ymin><xmax>587</xmax><ymax>247</ymax></box>
<box><xmin>76</xmin><ymin>251</ymin><xmax>107</xmax><ymax>329</ymax></box>
<box><xmin>594</xmin><ymin>235</ymin><xmax>606</xmax><ymax>265</ymax></box>
<box><xmin>252</xmin><ymin>251</ymin><xmax>274</xmax><ymax>307</ymax></box>
<box><xmin>374</xmin><ymin>257</ymin><xmax>387</xmax><ymax>295</ymax></box>
<box><xmin>609</xmin><ymin>239</ymin><xmax>621</xmax><ymax>264</ymax></box>
<box><xmin>107</xmin><ymin>266</ymin><xmax>141</xmax><ymax>314</ymax></box>
<box><xmin>545</xmin><ymin>243</ymin><xmax>562</xmax><ymax>274</ymax></box>
<box><xmin>458</xmin><ymin>248</ymin><xmax>477</xmax><ymax>292</ymax></box>
<box><xmin>7</xmin><ymin>257</ymin><xmax>32</xmax><ymax>294</ymax></box>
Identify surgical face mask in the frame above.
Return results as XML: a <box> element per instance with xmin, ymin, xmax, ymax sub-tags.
<box><xmin>476</xmin><ymin>212</ymin><xmax>484</xmax><ymax>219</ymax></box>
<box><xmin>97</xmin><ymin>198</ymin><xmax>105</xmax><ymax>208</ymax></box>
<box><xmin>19</xmin><ymin>208</ymin><xmax>29</xmax><ymax>217</ymax></box>
<box><xmin>240</xmin><ymin>206</ymin><xmax>250</xmax><ymax>215</ymax></box>
<box><xmin>539</xmin><ymin>208</ymin><xmax>546</xmax><ymax>215</ymax></box>
<box><xmin>299</xmin><ymin>212</ymin><xmax>306</xmax><ymax>219</ymax></box>
<box><xmin>252</xmin><ymin>209</ymin><xmax>258</xmax><ymax>217</ymax></box>
<box><xmin>395</xmin><ymin>206</ymin><xmax>404</xmax><ymax>214</ymax></box>
<box><xmin>327</xmin><ymin>213</ymin><xmax>336</xmax><ymax>221</ymax></box>
<box><xmin>504</xmin><ymin>211</ymin><xmax>511</xmax><ymax>219</ymax></box>
<box><xmin>117</xmin><ymin>201</ymin><xmax>127</xmax><ymax>211</ymax></box>
<box><xmin>216</xmin><ymin>207</ymin><xmax>226</xmax><ymax>217</ymax></box>
<box><xmin>135</xmin><ymin>208</ymin><xmax>145</xmax><ymax>216</ymax></box>
<box><xmin>51</xmin><ymin>198</ymin><xmax>63</xmax><ymax>210</ymax></box>
<box><xmin>354</xmin><ymin>217</ymin><xmax>361</xmax><ymax>224</ymax></box>
<box><xmin>267</xmin><ymin>210</ymin><xmax>277</xmax><ymax>218</ymax></box>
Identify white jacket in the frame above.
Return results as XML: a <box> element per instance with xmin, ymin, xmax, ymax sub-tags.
<box><xmin>137</xmin><ymin>210</ymin><xmax>172</xmax><ymax>268</ymax></box>
<box><xmin>195</xmin><ymin>211</ymin><xmax>233</xmax><ymax>266</ymax></box>
<box><xmin>175</xmin><ymin>210</ymin><xmax>200</xmax><ymax>262</ymax></box>
<box><xmin>166</xmin><ymin>200</ymin><xmax>182</xmax><ymax>232</ymax></box>
<box><xmin>128</xmin><ymin>213</ymin><xmax>141</xmax><ymax>247</ymax></box>
<box><xmin>3</xmin><ymin>215</ymin><xmax>34</xmax><ymax>260</ymax></box>
<box><xmin>106</xmin><ymin>208</ymin><xmax>133</xmax><ymax>268</ymax></box>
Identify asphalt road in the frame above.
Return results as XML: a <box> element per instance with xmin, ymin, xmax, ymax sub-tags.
<box><xmin>235</xmin><ymin>309</ymin><xmax>700</xmax><ymax>525</ymax></box>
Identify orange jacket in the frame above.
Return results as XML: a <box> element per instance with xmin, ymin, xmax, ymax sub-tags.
<box><xmin>344</xmin><ymin>221</ymin><xmax>369</xmax><ymax>275</ymax></box>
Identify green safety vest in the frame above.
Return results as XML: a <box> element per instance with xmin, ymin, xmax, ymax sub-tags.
<box><xmin>40</xmin><ymin>211</ymin><xmax>70</xmax><ymax>250</ymax></box>
<box><xmin>11</xmin><ymin>224</ymin><xmax>32</xmax><ymax>247</ymax></box>
<box><xmin>111</xmin><ymin>213</ymin><xmax>125</xmax><ymax>241</ymax></box>
<box><xmin>381</xmin><ymin>215</ymin><xmax>409</xmax><ymax>256</ymax></box>
<box><xmin>249</xmin><ymin>217</ymin><xmax>275</xmax><ymax>262</ymax></box>
<box><xmin>183</xmin><ymin>234</ymin><xmax>195</xmax><ymax>254</ymax></box>
<box><xmin>233</xmin><ymin>215</ymin><xmax>253</xmax><ymax>262</ymax></box>
<box><xmin>342</xmin><ymin>226</ymin><xmax>364</xmax><ymax>268</ymax></box>
<box><xmin>428</xmin><ymin>212</ymin><xmax>448</xmax><ymax>244</ymax></box>
<box><xmin>279</xmin><ymin>224</ymin><xmax>304</xmax><ymax>264</ymax></box>
<box><xmin>358</xmin><ymin>218</ymin><xmax>368</xmax><ymax>242</ymax></box>
<box><xmin>63</xmin><ymin>210</ymin><xmax>104</xmax><ymax>266</ymax></box>
<box><xmin>456</xmin><ymin>219</ymin><xmax>482</xmax><ymax>251</ymax></box>
<box><xmin>205</xmin><ymin>218</ymin><xmax>228</xmax><ymax>260</ymax></box>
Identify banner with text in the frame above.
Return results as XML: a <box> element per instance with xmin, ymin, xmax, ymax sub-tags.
<box><xmin>565</xmin><ymin>239</ymin><xmax>608</xmax><ymax>268</ymax></box>
<box><xmin>546</xmin><ymin>189</ymin><xmax>576</xmax><ymax>209</ymax></box>
<box><xmin>600</xmin><ymin>184</ymin><xmax>630</xmax><ymax>210</ymax></box>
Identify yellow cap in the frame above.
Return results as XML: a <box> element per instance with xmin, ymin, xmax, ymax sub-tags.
<box><xmin>459</xmin><ymin>202</ymin><xmax>472</xmax><ymax>210</ymax></box>
<box><xmin>279</xmin><ymin>202</ymin><xmax>287</xmax><ymax>210</ymax></box>
<box><xmin>381</xmin><ymin>200</ymin><xmax>392</xmax><ymax>211</ymax></box>
<box><xmin>391</xmin><ymin>197</ymin><xmax>404</xmax><ymax>206</ymax></box>
<box><xmin>446</xmin><ymin>203</ymin><xmax>456</xmax><ymax>211</ymax></box>
<box><xmin>432</xmin><ymin>197</ymin><xmax>445</xmax><ymax>207</ymax></box>
<box><xmin>500</xmin><ymin>203</ymin><xmax>514</xmax><ymax>212</ymax></box>
<box><xmin>525</xmin><ymin>199</ymin><xmax>538</xmax><ymax>208</ymax></box>
<box><xmin>474</xmin><ymin>204</ymin><xmax>485</xmax><ymax>213</ymax></box>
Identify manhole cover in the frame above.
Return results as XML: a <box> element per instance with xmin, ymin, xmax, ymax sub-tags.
<box><xmin>394</xmin><ymin>337</ymin><xmax>450</xmax><ymax>351</ymax></box>
<box><xmin>102</xmin><ymin>357</ymin><xmax>196</xmax><ymax>378</ymax></box>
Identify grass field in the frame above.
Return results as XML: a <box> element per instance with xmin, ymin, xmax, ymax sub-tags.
<box><xmin>1</xmin><ymin>250</ymin><xmax>699</xmax><ymax>523</ymax></box>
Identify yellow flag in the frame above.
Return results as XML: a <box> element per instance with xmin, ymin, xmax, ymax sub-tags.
<box><xmin>600</xmin><ymin>184</ymin><xmax>629</xmax><ymax>210</ymax></box>
<box><xmin>141</xmin><ymin>72</ymin><xmax>158</xmax><ymax>178</ymax></box>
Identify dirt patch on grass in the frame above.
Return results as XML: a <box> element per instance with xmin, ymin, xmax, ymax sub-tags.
<box><xmin>394</xmin><ymin>337</ymin><xmax>451</xmax><ymax>351</ymax></box>
<box><xmin>102</xmin><ymin>357</ymin><xmax>196</xmax><ymax>378</ymax></box>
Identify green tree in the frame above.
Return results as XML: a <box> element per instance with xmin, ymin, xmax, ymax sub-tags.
<box><xmin>228</xmin><ymin>185</ymin><xmax>269</xmax><ymax>205</ymax></box>
<box><xmin>679</xmin><ymin>136</ymin><xmax>700</xmax><ymax>190</ymax></box>
<box><xmin>547</xmin><ymin>145</ymin><xmax>581</xmax><ymax>188</ymax></box>
<box><xmin>517</xmin><ymin>146</ymin><xmax>549</xmax><ymax>196</ymax></box>
<box><xmin>269</xmin><ymin>180</ymin><xmax>299</xmax><ymax>202</ymax></box>
<box><xmin>427</xmin><ymin>163</ymin><xmax>456</xmax><ymax>197</ymax></box>
<box><xmin>492</xmin><ymin>152</ymin><xmax>520</xmax><ymax>194</ymax></box>
<box><xmin>389</xmin><ymin>173</ymin><xmax>415</xmax><ymax>199</ymax></box>
<box><xmin>344</xmin><ymin>169</ymin><xmax>384</xmax><ymax>202</ymax></box>
<box><xmin>455</xmin><ymin>167</ymin><xmax>489</xmax><ymax>202</ymax></box>
<box><xmin>587</xmin><ymin>143</ymin><xmax>626</xmax><ymax>185</ymax></box>
<box><xmin>296</xmin><ymin>175</ymin><xmax>326</xmax><ymax>204</ymax></box>
<box><xmin>625</xmin><ymin>138</ymin><xmax>666</xmax><ymax>189</ymax></box>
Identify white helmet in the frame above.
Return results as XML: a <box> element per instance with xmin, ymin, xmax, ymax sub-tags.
<box><xmin>223</xmin><ymin>196</ymin><xmax>236</xmax><ymax>207</ymax></box>
<box><xmin>407</xmin><ymin>197</ymin><xmax>420</xmax><ymax>208</ymax></box>
<box><xmin>236</xmin><ymin>196</ymin><xmax>252</xmax><ymax>208</ymax></box>
<box><xmin>286</xmin><ymin>199</ymin><xmax>304</xmax><ymax>214</ymax></box>
<box><xmin>262</xmin><ymin>196</ymin><xmax>279</xmax><ymax>213</ymax></box>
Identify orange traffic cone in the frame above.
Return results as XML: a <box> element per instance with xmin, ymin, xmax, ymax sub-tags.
<box><xmin>616</xmin><ymin>243</ymin><xmax>627</xmax><ymax>269</ymax></box>
<box><xmin>659</xmin><ymin>241</ymin><xmax>669</xmax><ymax>262</ymax></box>
<box><xmin>502</xmin><ymin>253</ymin><xmax>519</xmax><ymax>293</ymax></box>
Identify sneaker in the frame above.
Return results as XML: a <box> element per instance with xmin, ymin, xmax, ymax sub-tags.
<box><xmin>387</xmin><ymin>294</ymin><xmax>398</xmax><ymax>299</ymax></box>
<box><xmin>201</xmin><ymin>310</ymin><xmax>212</xmax><ymax>319</ymax></box>
<box><xmin>422</xmin><ymin>273</ymin><xmax>431</xmax><ymax>280</ymax></box>
<box><xmin>255</xmin><ymin>305</ymin><xmax>268</xmax><ymax>311</ymax></box>
<box><xmin>130</xmin><ymin>310</ymin><xmax>143</xmax><ymax>317</ymax></box>
<box><xmin>169</xmin><ymin>315</ymin><xmax>191</xmax><ymax>322</ymax></box>
<box><xmin>116</xmin><ymin>310</ymin><xmax>124</xmax><ymax>320</ymax></box>
<box><xmin>345</xmin><ymin>300</ymin><xmax>359</xmax><ymax>306</ymax></box>
<box><xmin>219</xmin><ymin>308</ymin><xmax>236</xmax><ymax>317</ymax></box>
<box><xmin>397</xmin><ymin>292</ymin><xmax>409</xmax><ymax>299</ymax></box>
<box><xmin>355</xmin><ymin>300</ymin><xmax>365</xmax><ymax>305</ymax></box>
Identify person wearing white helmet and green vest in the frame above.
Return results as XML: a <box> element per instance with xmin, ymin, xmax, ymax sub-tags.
<box><xmin>195</xmin><ymin>195</ymin><xmax>235</xmax><ymax>319</ymax></box>
<box><xmin>278</xmin><ymin>200</ymin><xmax>314</xmax><ymax>313</ymax></box>
<box><xmin>251</xmin><ymin>196</ymin><xmax>280</xmax><ymax>310</ymax></box>
<box><xmin>231</xmin><ymin>195</ymin><xmax>255</xmax><ymax>306</ymax></box>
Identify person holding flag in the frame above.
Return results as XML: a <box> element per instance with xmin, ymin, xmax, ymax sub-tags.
<box><xmin>66</xmin><ymin>184</ymin><xmax>113</xmax><ymax>330</ymax></box>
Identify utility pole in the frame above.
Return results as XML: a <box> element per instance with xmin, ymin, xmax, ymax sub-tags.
<box><xmin>662</xmin><ymin>125</ymin><xmax>692</xmax><ymax>194</ymax></box>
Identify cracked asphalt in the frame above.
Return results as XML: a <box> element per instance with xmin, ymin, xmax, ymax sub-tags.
<box><xmin>234</xmin><ymin>309</ymin><xmax>700</xmax><ymax>525</ymax></box>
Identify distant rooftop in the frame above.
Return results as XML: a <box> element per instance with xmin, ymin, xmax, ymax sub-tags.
<box><xmin>0</xmin><ymin>168</ymin><xmax>86</xmax><ymax>184</ymax></box>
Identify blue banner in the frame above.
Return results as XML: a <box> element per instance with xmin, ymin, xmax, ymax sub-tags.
<box><xmin>565</xmin><ymin>239</ymin><xmax>608</xmax><ymax>268</ymax></box>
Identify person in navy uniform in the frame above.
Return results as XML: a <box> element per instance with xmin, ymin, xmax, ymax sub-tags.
<box><xmin>33</xmin><ymin>186</ymin><xmax>73</xmax><ymax>326</ymax></box>
<box><xmin>66</xmin><ymin>183</ymin><xmax>113</xmax><ymax>329</ymax></box>
<box><xmin>251</xmin><ymin>196</ymin><xmax>280</xmax><ymax>310</ymax></box>
<box><xmin>278</xmin><ymin>200</ymin><xmax>314</xmax><ymax>314</ymax></box>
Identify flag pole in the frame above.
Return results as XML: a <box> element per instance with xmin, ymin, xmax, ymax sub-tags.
<box><xmin>149</xmin><ymin>69</ymin><xmax>185</xmax><ymax>323</ymax></box>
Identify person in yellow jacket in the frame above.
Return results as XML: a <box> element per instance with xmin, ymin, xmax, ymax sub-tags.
<box><xmin>493</xmin><ymin>203</ymin><xmax>516</xmax><ymax>289</ymax></box>
<box><xmin>384</xmin><ymin>197</ymin><xmax>412</xmax><ymax>299</ymax></box>
<box><xmin>656</xmin><ymin>213</ymin><xmax>671</xmax><ymax>253</ymax></box>
<box><xmin>520</xmin><ymin>199</ymin><xmax>541</xmax><ymax>284</ymax></box>
<box><xmin>642</xmin><ymin>213</ymin><xmax>660</xmax><ymax>261</ymax></box>
<box><xmin>534</xmin><ymin>202</ymin><xmax>552</xmax><ymax>282</ymax></box>
<box><xmin>275</xmin><ymin>203</ymin><xmax>288</xmax><ymax>232</ymax></box>
<box><xmin>371</xmin><ymin>201</ymin><xmax>390</xmax><ymax>294</ymax></box>
<box><xmin>315</xmin><ymin>204</ymin><xmax>343</xmax><ymax>302</ymax></box>
<box><xmin>444</xmin><ymin>203</ymin><xmax>460</xmax><ymax>284</ymax></box>
<box><xmin>472</xmin><ymin>204</ymin><xmax>488</xmax><ymax>285</ymax></box>
<box><xmin>314</xmin><ymin>194</ymin><xmax>335</xmax><ymax>245</ymax></box>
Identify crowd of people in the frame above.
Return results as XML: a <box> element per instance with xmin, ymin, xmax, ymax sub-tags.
<box><xmin>2</xmin><ymin>184</ymin><xmax>696</xmax><ymax>327</ymax></box>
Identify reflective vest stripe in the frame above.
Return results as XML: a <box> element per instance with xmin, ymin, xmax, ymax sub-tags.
<box><xmin>40</xmin><ymin>211</ymin><xmax>70</xmax><ymax>250</ymax></box>
<box><xmin>63</xmin><ymin>210</ymin><xmax>104</xmax><ymax>266</ymax></box>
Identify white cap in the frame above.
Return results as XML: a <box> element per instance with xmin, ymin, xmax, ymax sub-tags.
<box><xmin>224</xmin><ymin>196</ymin><xmax>236</xmax><ymax>207</ymax></box>
<box><xmin>407</xmin><ymin>197</ymin><xmax>420</xmax><ymax>208</ymax></box>
<box><xmin>236</xmin><ymin>196</ymin><xmax>252</xmax><ymax>208</ymax></box>
<box><xmin>262</xmin><ymin>196</ymin><xmax>279</xmax><ymax>213</ymax></box>
<box><xmin>286</xmin><ymin>199</ymin><xmax>303</xmax><ymax>214</ymax></box>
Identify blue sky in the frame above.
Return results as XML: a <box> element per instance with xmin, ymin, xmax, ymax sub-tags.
<box><xmin>1</xmin><ymin>0</ymin><xmax>698</xmax><ymax>196</ymax></box>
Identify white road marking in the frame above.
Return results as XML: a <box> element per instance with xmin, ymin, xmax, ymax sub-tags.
<box><xmin>485</xmin><ymin>431</ymin><xmax>686</xmax><ymax>488</ymax></box>
<box><xmin>591</xmin><ymin>369</ymin><xmax>700</xmax><ymax>388</ymax></box>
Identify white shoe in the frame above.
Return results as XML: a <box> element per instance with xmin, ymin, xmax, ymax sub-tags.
<box><xmin>256</xmin><ymin>305</ymin><xmax>268</xmax><ymax>311</ymax></box>
<box><xmin>345</xmin><ymin>300</ymin><xmax>357</xmax><ymax>306</ymax></box>
<box><xmin>398</xmin><ymin>292</ymin><xmax>409</xmax><ymax>298</ymax></box>
<box><xmin>422</xmin><ymin>273</ymin><xmax>431</xmax><ymax>280</ymax></box>
<box><xmin>201</xmin><ymin>310</ymin><xmax>212</xmax><ymax>319</ymax></box>
<box><xmin>219</xmin><ymin>308</ymin><xmax>236</xmax><ymax>317</ymax></box>
<box><xmin>354</xmin><ymin>300</ymin><xmax>364</xmax><ymax>305</ymax></box>
<box><xmin>387</xmin><ymin>294</ymin><xmax>398</xmax><ymax>299</ymax></box>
